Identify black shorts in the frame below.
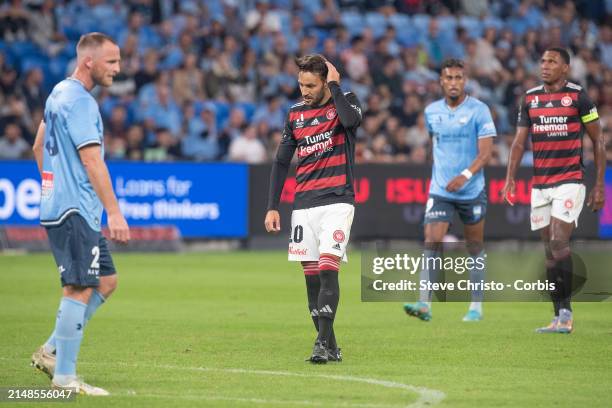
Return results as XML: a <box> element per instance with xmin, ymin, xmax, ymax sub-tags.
<box><xmin>45</xmin><ymin>213</ymin><xmax>116</xmax><ymax>287</ymax></box>
<box><xmin>424</xmin><ymin>191</ymin><xmax>487</xmax><ymax>226</ymax></box>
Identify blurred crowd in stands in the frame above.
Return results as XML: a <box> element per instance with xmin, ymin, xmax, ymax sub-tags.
<box><xmin>0</xmin><ymin>0</ymin><xmax>611</xmax><ymax>166</ymax></box>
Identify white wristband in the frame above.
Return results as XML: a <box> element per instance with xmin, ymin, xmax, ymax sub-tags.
<box><xmin>461</xmin><ymin>169</ymin><xmax>473</xmax><ymax>180</ymax></box>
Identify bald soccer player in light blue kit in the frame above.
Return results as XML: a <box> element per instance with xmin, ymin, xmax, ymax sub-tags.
<box><xmin>31</xmin><ymin>32</ymin><xmax>130</xmax><ymax>395</ymax></box>
<box><xmin>404</xmin><ymin>59</ymin><xmax>496</xmax><ymax>322</ymax></box>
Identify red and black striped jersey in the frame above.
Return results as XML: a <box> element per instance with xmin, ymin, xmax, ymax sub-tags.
<box><xmin>268</xmin><ymin>82</ymin><xmax>362</xmax><ymax>210</ymax></box>
<box><xmin>517</xmin><ymin>81</ymin><xmax>599</xmax><ymax>188</ymax></box>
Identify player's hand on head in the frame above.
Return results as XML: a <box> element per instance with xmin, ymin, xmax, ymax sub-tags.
<box><xmin>446</xmin><ymin>175</ymin><xmax>467</xmax><ymax>192</ymax></box>
<box><xmin>501</xmin><ymin>179</ymin><xmax>516</xmax><ymax>206</ymax></box>
<box><xmin>325</xmin><ymin>61</ymin><xmax>340</xmax><ymax>83</ymax></box>
<box><xmin>108</xmin><ymin>212</ymin><xmax>130</xmax><ymax>243</ymax></box>
<box><xmin>587</xmin><ymin>184</ymin><xmax>605</xmax><ymax>211</ymax></box>
<box><xmin>264</xmin><ymin>210</ymin><xmax>281</xmax><ymax>233</ymax></box>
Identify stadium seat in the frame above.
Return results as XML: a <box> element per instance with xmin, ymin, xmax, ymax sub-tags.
<box><xmin>340</xmin><ymin>12</ymin><xmax>364</xmax><ymax>36</ymax></box>
<box><xmin>483</xmin><ymin>16</ymin><xmax>504</xmax><ymax>32</ymax></box>
<box><xmin>8</xmin><ymin>41</ymin><xmax>39</xmax><ymax>61</ymax></box>
<box><xmin>437</xmin><ymin>15</ymin><xmax>457</xmax><ymax>36</ymax></box>
<box><xmin>205</xmin><ymin>0</ymin><xmax>224</xmax><ymax>21</ymax></box>
<box><xmin>388</xmin><ymin>13</ymin><xmax>411</xmax><ymax>30</ymax></box>
<box><xmin>458</xmin><ymin>15</ymin><xmax>483</xmax><ymax>38</ymax></box>
<box><xmin>46</xmin><ymin>56</ymin><xmax>71</xmax><ymax>92</ymax></box>
<box><xmin>19</xmin><ymin>57</ymin><xmax>49</xmax><ymax>80</ymax></box>
<box><xmin>100</xmin><ymin>97</ymin><xmax>120</xmax><ymax>119</ymax></box>
<box><xmin>389</xmin><ymin>14</ymin><xmax>419</xmax><ymax>47</ymax></box>
<box><xmin>412</xmin><ymin>14</ymin><xmax>431</xmax><ymax>35</ymax></box>
<box><xmin>234</xmin><ymin>102</ymin><xmax>256</xmax><ymax>122</ymax></box>
<box><xmin>365</xmin><ymin>12</ymin><xmax>388</xmax><ymax>38</ymax></box>
<box><xmin>278</xmin><ymin>11</ymin><xmax>292</xmax><ymax>37</ymax></box>
<box><xmin>311</xmin><ymin>28</ymin><xmax>331</xmax><ymax>48</ymax></box>
<box><xmin>212</xmin><ymin>101</ymin><xmax>231</xmax><ymax>128</ymax></box>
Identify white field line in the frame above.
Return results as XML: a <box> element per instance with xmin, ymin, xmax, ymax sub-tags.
<box><xmin>5</xmin><ymin>357</ymin><xmax>446</xmax><ymax>407</ymax></box>
<box><xmin>117</xmin><ymin>392</ymin><xmax>402</xmax><ymax>408</ymax></box>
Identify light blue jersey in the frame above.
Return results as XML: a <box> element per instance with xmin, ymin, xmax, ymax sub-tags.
<box><xmin>40</xmin><ymin>78</ymin><xmax>104</xmax><ymax>231</ymax></box>
<box><xmin>424</xmin><ymin>96</ymin><xmax>496</xmax><ymax>200</ymax></box>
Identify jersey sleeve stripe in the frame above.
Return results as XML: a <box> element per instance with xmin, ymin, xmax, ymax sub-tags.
<box><xmin>76</xmin><ymin>140</ymin><xmax>102</xmax><ymax>149</ymax></box>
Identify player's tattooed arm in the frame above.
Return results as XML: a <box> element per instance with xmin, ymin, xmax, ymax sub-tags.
<box><xmin>584</xmin><ymin>119</ymin><xmax>605</xmax><ymax>211</ymax></box>
<box><xmin>32</xmin><ymin>121</ymin><xmax>45</xmax><ymax>175</ymax></box>
<box><xmin>502</xmin><ymin>126</ymin><xmax>529</xmax><ymax>205</ymax></box>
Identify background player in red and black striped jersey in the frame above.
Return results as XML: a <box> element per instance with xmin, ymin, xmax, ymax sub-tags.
<box><xmin>264</xmin><ymin>55</ymin><xmax>362</xmax><ymax>363</ymax></box>
<box><xmin>502</xmin><ymin>48</ymin><xmax>605</xmax><ymax>334</ymax></box>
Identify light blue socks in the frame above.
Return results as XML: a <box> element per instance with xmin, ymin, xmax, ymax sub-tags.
<box><xmin>44</xmin><ymin>291</ymin><xmax>106</xmax><ymax>354</ymax></box>
<box><xmin>53</xmin><ymin>297</ymin><xmax>87</xmax><ymax>384</ymax></box>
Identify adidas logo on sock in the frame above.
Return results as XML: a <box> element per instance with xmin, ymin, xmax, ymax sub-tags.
<box><xmin>319</xmin><ymin>305</ymin><xmax>333</xmax><ymax>314</ymax></box>
<box><xmin>311</xmin><ymin>118</ymin><xmax>320</xmax><ymax>125</ymax></box>
<box><xmin>311</xmin><ymin>308</ymin><xmax>319</xmax><ymax>317</ymax></box>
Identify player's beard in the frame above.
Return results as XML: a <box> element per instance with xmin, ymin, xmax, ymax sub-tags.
<box><xmin>308</xmin><ymin>88</ymin><xmax>326</xmax><ymax>106</ymax></box>
<box><xmin>92</xmin><ymin>67</ymin><xmax>112</xmax><ymax>87</ymax></box>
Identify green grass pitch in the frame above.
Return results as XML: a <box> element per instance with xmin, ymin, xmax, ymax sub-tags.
<box><xmin>1</xmin><ymin>251</ymin><xmax>611</xmax><ymax>407</ymax></box>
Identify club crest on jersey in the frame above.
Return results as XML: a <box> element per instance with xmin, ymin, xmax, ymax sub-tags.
<box><xmin>326</xmin><ymin>108</ymin><xmax>337</xmax><ymax>120</ymax></box>
<box><xmin>530</xmin><ymin>95</ymin><xmax>539</xmax><ymax>108</ymax></box>
<box><xmin>561</xmin><ymin>96</ymin><xmax>573</xmax><ymax>107</ymax></box>
<box><xmin>333</xmin><ymin>230</ymin><xmax>345</xmax><ymax>243</ymax></box>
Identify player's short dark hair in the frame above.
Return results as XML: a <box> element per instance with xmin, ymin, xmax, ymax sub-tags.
<box><xmin>545</xmin><ymin>47</ymin><xmax>570</xmax><ymax>64</ymax></box>
<box><xmin>295</xmin><ymin>54</ymin><xmax>328</xmax><ymax>81</ymax></box>
<box><xmin>440</xmin><ymin>58</ymin><xmax>465</xmax><ymax>73</ymax></box>
<box><xmin>77</xmin><ymin>32</ymin><xmax>117</xmax><ymax>51</ymax></box>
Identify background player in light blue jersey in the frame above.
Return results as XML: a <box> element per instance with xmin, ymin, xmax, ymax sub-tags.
<box><xmin>404</xmin><ymin>59</ymin><xmax>496</xmax><ymax>322</ymax></box>
<box><xmin>31</xmin><ymin>33</ymin><xmax>130</xmax><ymax>395</ymax></box>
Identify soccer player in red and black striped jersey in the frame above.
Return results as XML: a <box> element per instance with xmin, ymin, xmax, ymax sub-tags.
<box><xmin>264</xmin><ymin>55</ymin><xmax>362</xmax><ymax>363</ymax></box>
<box><xmin>503</xmin><ymin>48</ymin><xmax>605</xmax><ymax>334</ymax></box>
